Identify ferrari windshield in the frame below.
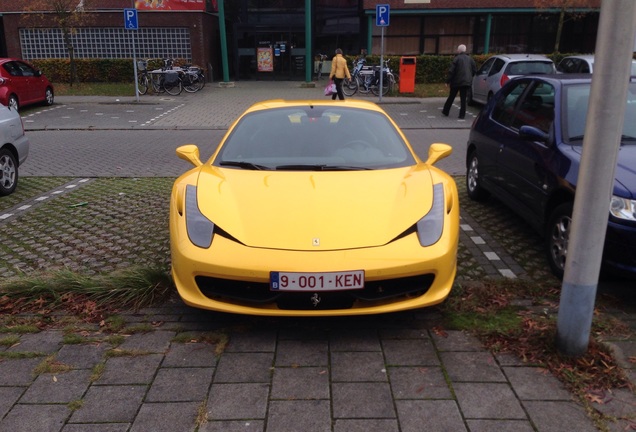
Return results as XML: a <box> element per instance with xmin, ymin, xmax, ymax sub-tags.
<box><xmin>564</xmin><ymin>82</ymin><xmax>636</xmax><ymax>143</ymax></box>
<box><xmin>214</xmin><ymin>105</ymin><xmax>416</xmax><ymax>170</ymax></box>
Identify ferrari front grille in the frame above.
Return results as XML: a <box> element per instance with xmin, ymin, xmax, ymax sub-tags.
<box><xmin>195</xmin><ymin>274</ymin><xmax>434</xmax><ymax>310</ymax></box>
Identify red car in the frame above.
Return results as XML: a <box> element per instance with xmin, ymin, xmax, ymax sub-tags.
<box><xmin>0</xmin><ymin>58</ymin><xmax>54</xmax><ymax>111</ymax></box>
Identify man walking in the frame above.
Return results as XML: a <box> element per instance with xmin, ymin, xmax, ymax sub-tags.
<box><xmin>442</xmin><ymin>44</ymin><xmax>477</xmax><ymax>119</ymax></box>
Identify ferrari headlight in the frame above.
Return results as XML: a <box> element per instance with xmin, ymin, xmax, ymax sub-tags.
<box><xmin>610</xmin><ymin>195</ymin><xmax>636</xmax><ymax>221</ymax></box>
<box><xmin>416</xmin><ymin>183</ymin><xmax>444</xmax><ymax>247</ymax></box>
<box><xmin>185</xmin><ymin>185</ymin><xmax>215</xmax><ymax>248</ymax></box>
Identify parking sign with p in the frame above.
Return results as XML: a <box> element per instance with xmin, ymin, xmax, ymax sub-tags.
<box><xmin>124</xmin><ymin>8</ymin><xmax>138</xmax><ymax>30</ymax></box>
<box><xmin>376</xmin><ymin>4</ymin><xmax>390</xmax><ymax>27</ymax></box>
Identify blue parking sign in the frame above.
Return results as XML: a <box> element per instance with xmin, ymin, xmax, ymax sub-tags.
<box><xmin>376</xmin><ymin>4</ymin><xmax>390</xmax><ymax>27</ymax></box>
<box><xmin>124</xmin><ymin>8</ymin><xmax>138</xmax><ymax>30</ymax></box>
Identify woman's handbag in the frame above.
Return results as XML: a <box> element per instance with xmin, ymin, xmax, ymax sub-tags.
<box><xmin>324</xmin><ymin>80</ymin><xmax>336</xmax><ymax>96</ymax></box>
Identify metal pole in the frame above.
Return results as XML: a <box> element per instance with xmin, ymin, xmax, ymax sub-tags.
<box><xmin>379</xmin><ymin>26</ymin><xmax>384</xmax><ymax>102</ymax></box>
<box><xmin>129</xmin><ymin>1</ymin><xmax>139</xmax><ymax>102</ymax></box>
<box><xmin>556</xmin><ymin>0</ymin><xmax>636</xmax><ymax>356</ymax></box>
<box><xmin>218</xmin><ymin>0</ymin><xmax>229</xmax><ymax>82</ymax></box>
<box><xmin>132</xmin><ymin>30</ymin><xmax>139</xmax><ymax>102</ymax></box>
<box><xmin>305</xmin><ymin>0</ymin><xmax>312</xmax><ymax>83</ymax></box>
<box><xmin>484</xmin><ymin>14</ymin><xmax>492</xmax><ymax>54</ymax></box>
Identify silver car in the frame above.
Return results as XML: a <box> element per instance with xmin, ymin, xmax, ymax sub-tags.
<box><xmin>469</xmin><ymin>54</ymin><xmax>555</xmax><ymax>105</ymax></box>
<box><xmin>0</xmin><ymin>104</ymin><xmax>29</xmax><ymax>195</ymax></box>
<box><xmin>557</xmin><ymin>54</ymin><xmax>636</xmax><ymax>75</ymax></box>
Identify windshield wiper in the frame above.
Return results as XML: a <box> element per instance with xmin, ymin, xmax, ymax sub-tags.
<box><xmin>220</xmin><ymin>161</ymin><xmax>271</xmax><ymax>170</ymax></box>
<box><xmin>275</xmin><ymin>164</ymin><xmax>372</xmax><ymax>171</ymax></box>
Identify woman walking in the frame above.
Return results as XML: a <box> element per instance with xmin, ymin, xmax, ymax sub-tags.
<box><xmin>329</xmin><ymin>48</ymin><xmax>351</xmax><ymax>100</ymax></box>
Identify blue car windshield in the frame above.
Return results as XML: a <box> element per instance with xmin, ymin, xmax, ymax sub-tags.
<box><xmin>565</xmin><ymin>82</ymin><xmax>636</xmax><ymax>143</ymax></box>
<box><xmin>214</xmin><ymin>106</ymin><xmax>415</xmax><ymax>170</ymax></box>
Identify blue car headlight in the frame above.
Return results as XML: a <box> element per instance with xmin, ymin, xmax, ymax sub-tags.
<box><xmin>610</xmin><ymin>195</ymin><xmax>636</xmax><ymax>221</ymax></box>
<box><xmin>416</xmin><ymin>183</ymin><xmax>444</xmax><ymax>247</ymax></box>
<box><xmin>185</xmin><ymin>185</ymin><xmax>215</xmax><ymax>248</ymax></box>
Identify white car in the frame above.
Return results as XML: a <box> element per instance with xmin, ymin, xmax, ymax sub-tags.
<box><xmin>0</xmin><ymin>104</ymin><xmax>29</xmax><ymax>195</ymax></box>
<box><xmin>469</xmin><ymin>54</ymin><xmax>555</xmax><ymax>105</ymax></box>
<box><xmin>557</xmin><ymin>54</ymin><xmax>636</xmax><ymax>75</ymax></box>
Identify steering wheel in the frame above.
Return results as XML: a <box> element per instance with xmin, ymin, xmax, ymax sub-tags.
<box><xmin>343</xmin><ymin>139</ymin><xmax>373</xmax><ymax>151</ymax></box>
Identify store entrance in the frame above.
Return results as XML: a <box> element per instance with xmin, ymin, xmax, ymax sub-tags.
<box><xmin>237</xmin><ymin>30</ymin><xmax>306</xmax><ymax>80</ymax></box>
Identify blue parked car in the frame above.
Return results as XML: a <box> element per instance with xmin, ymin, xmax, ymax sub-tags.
<box><xmin>465</xmin><ymin>74</ymin><xmax>636</xmax><ymax>279</ymax></box>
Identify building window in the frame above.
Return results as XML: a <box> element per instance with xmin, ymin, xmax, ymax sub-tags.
<box><xmin>372</xmin><ymin>16</ymin><xmax>475</xmax><ymax>55</ymax></box>
<box><xmin>19</xmin><ymin>27</ymin><xmax>192</xmax><ymax>61</ymax></box>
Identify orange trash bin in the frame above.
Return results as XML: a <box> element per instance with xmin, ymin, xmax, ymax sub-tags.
<box><xmin>399</xmin><ymin>57</ymin><xmax>416</xmax><ymax>93</ymax></box>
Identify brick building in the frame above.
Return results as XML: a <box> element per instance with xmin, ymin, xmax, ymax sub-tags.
<box><xmin>0</xmin><ymin>0</ymin><xmax>601</xmax><ymax>81</ymax></box>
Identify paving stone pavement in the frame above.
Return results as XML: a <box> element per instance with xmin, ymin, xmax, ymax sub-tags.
<box><xmin>0</xmin><ymin>300</ymin><xmax>612</xmax><ymax>432</ymax></box>
<box><xmin>1</xmin><ymin>80</ymin><xmax>634</xmax><ymax>431</ymax></box>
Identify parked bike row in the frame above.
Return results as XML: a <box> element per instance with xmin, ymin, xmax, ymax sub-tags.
<box><xmin>136</xmin><ymin>58</ymin><xmax>206</xmax><ymax>96</ymax></box>
<box><xmin>343</xmin><ymin>57</ymin><xmax>398</xmax><ymax>97</ymax></box>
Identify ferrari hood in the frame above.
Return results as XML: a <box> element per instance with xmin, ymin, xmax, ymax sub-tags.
<box><xmin>194</xmin><ymin>166</ymin><xmax>438</xmax><ymax>250</ymax></box>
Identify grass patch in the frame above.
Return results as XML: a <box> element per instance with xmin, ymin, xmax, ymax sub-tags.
<box><xmin>104</xmin><ymin>334</ymin><xmax>126</xmax><ymax>346</ymax></box>
<box><xmin>68</xmin><ymin>400</ymin><xmax>84</xmax><ymax>411</ymax></box>
<box><xmin>0</xmin><ymin>324</ymin><xmax>40</xmax><ymax>334</ymax></box>
<box><xmin>0</xmin><ymin>266</ymin><xmax>173</xmax><ymax>321</ymax></box>
<box><xmin>412</xmin><ymin>83</ymin><xmax>448</xmax><ymax>98</ymax></box>
<box><xmin>102</xmin><ymin>315</ymin><xmax>127</xmax><ymax>332</ymax></box>
<box><xmin>0</xmin><ymin>351</ymin><xmax>44</xmax><ymax>360</ymax></box>
<box><xmin>62</xmin><ymin>333</ymin><xmax>90</xmax><ymax>345</ymax></box>
<box><xmin>122</xmin><ymin>323</ymin><xmax>155</xmax><ymax>334</ymax></box>
<box><xmin>34</xmin><ymin>355</ymin><xmax>73</xmax><ymax>375</ymax></box>
<box><xmin>172</xmin><ymin>331</ymin><xmax>229</xmax><ymax>356</ymax></box>
<box><xmin>55</xmin><ymin>82</ymin><xmax>135</xmax><ymax>97</ymax></box>
<box><xmin>445</xmin><ymin>307</ymin><xmax>521</xmax><ymax>335</ymax></box>
<box><xmin>90</xmin><ymin>362</ymin><xmax>105</xmax><ymax>383</ymax></box>
<box><xmin>104</xmin><ymin>348</ymin><xmax>152</xmax><ymax>358</ymax></box>
<box><xmin>196</xmin><ymin>399</ymin><xmax>209</xmax><ymax>428</ymax></box>
<box><xmin>0</xmin><ymin>335</ymin><xmax>21</xmax><ymax>347</ymax></box>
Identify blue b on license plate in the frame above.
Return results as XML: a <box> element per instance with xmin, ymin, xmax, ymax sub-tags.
<box><xmin>270</xmin><ymin>270</ymin><xmax>364</xmax><ymax>291</ymax></box>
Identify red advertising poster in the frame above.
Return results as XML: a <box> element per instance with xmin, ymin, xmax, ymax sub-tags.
<box><xmin>134</xmin><ymin>0</ymin><xmax>207</xmax><ymax>11</ymax></box>
<box><xmin>257</xmin><ymin>47</ymin><xmax>274</xmax><ymax>72</ymax></box>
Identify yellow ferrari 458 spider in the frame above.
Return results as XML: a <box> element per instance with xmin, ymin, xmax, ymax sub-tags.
<box><xmin>170</xmin><ymin>99</ymin><xmax>459</xmax><ymax>316</ymax></box>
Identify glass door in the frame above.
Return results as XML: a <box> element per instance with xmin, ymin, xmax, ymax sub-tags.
<box><xmin>238</xmin><ymin>31</ymin><xmax>305</xmax><ymax>80</ymax></box>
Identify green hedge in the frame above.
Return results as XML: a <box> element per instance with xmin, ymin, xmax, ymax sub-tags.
<box><xmin>31</xmin><ymin>58</ymin><xmax>176</xmax><ymax>84</ymax></box>
<box><xmin>32</xmin><ymin>53</ymin><xmax>608</xmax><ymax>85</ymax></box>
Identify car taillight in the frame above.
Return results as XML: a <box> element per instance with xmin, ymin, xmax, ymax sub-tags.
<box><xmin>500</xmin><ymin>74</ymin><xmax>509</xmax><ymax>87</ymax></box>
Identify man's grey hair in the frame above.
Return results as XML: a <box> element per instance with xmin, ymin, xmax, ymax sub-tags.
<box><xmin>457</xmin><ymin>44</ymin><xmax>467</xmax><ymax>53</ymax></box>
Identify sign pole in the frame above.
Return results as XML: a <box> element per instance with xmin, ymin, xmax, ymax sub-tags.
<box><xmin>375</xmin><ymin>4</ymin><xmax>390</xmax><ymax>102</ymax></box>
<box><xmin>131</xmin><ymin>31</ymin><xmax>139</xmax><ymax>102</ymax></box>
<box><xmin>124</xmin><ymin>8</ymin><xmax>140</xmax><ymax>102</ymax></box>
<box><xmin>379</xmin><ymin>26</ymin><xmax>384</xmax><ymax>102</ymax></box>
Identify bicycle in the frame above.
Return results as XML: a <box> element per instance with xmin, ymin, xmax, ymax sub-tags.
<box><xmin>137</xmin><ymin>59</ymin><xmax>150</xmax><ymax>95</ymax></box>
<box><xmin>315</xmin><ymin>54</ymin><xmax>327</xmax><ymax>80</ymax></box>
<box><xmin>149</xmin><ymin>58</ymin><xmax>183</xmax><ymax>96</ymax></box>
<box><xmin>370</xmin><ymin>59</ymin><xmax>397</xmax><ymax>96</ymax></box>
<box><xmin>343</xmin><ymin>58</ymin><xmax>397</xmax><ymax>97</ymax></box>
<box><xmin>178</xmin><ymin>64</ymin><xmax>205</xmax><ymax>93</ymax></box>
<box><xmin>342</xmin><ymin>57</ymin><xmax>368</xmax><ymax>97</ymax></box>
